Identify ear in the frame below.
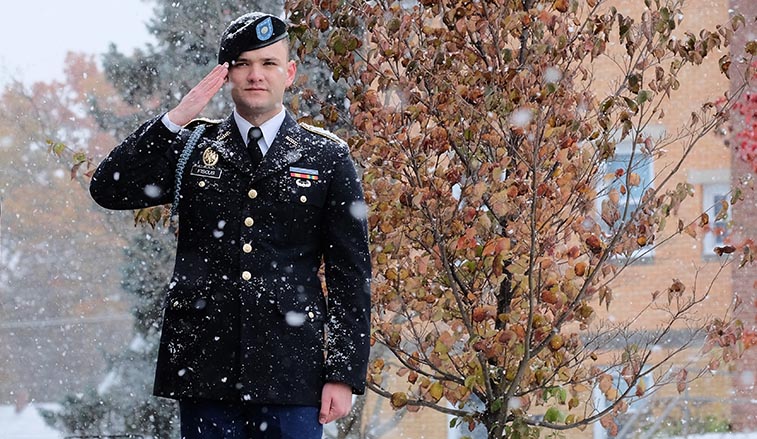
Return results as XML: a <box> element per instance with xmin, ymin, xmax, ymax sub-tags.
<box><xmin>286</xmin><ymin>60</ymin><xmax>297</xmax><ymax>88</ymax></box>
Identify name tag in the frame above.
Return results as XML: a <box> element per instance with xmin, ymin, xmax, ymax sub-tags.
<box><xmin>190</xmin><ymin>165</ymin><xmax>223</xmax><ymax>179</ymax></box>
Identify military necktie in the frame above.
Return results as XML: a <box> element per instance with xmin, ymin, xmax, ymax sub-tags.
<box><xmin>248</xmin><ymin>126</ymin><xmax>264</xmax><ymax>170</ymax></box>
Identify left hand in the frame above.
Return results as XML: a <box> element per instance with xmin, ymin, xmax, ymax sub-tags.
<box><xmin>319</xmin><ymin>382</ymin><xmax>353</xmax><ymax>424</ymax></box>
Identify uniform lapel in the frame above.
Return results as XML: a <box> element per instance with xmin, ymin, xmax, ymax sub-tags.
<box><xmin>252</xmin><ymin>113</ymin><xmax>304</xmax><ymax>183</ymax></box>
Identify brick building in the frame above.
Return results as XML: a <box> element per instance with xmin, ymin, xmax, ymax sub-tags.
<box><xmin>730</xmin><ymin>0</ymin><xmax>757</xmax><ymax>432</ymax></box>
<box><xmin>360</xmin><ymin>1</ymin><xmax>756</xmax><ymax>438</ymax></box>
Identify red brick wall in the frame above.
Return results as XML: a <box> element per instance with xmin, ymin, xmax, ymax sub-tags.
<box><xmin>730</xmin><ymin>0</ymin><xmax>757</xmax><ymax>431</ymax></box>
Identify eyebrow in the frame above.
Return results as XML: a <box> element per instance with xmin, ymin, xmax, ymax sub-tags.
<box><xmin>233</xmin><ymin>55</ymin><xmax>281</xmax><ymax>64</ymax></box>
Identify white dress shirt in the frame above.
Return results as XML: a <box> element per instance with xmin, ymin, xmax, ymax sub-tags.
<box><xmin>161</xmin><ymin>107</ymin><xmax>287</xmax><ymax>157</ymax></box>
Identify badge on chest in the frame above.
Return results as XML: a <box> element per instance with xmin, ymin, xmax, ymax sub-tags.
<box><xmin>191</xmin><ymin>165</ymin><xmax>223</xmax><ymax>179</ymax></box>
<box><xmin>290</xmin><ymin>167</ymin><xmax>319</xmax><ymax>187</ymax></box>
<box><xmin>190</xmin><ymin>147</ymin><xmax>223</xmax><ymax>179</ymax></box>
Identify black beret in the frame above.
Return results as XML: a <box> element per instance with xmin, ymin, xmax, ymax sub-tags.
<box><xmin>218</xmin><ymin>13</ymin><xmax>288</xmax><ymax>65</ymax></box>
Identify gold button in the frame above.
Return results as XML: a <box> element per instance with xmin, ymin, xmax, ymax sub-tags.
<box><xmin>248</xmin><ymin>189</ymin><xmax>258</xmax><ymax>199</ymax></box>
<box><xmin>243</xmin><ymin>243</ymin><xmax>252</xmax><ymax>253</ymax></box>
<box><xmin>242</xmin><ymin>271</ymin><xmax>252</xmax><ymax>281</ymax></box>
<box><xmin>300</xmin><ymin>195</ymin><xmax>307</xmax><ymax>203</ymax></box>
<box><xmin>244</xmin><ymin>217</ymin><xmax>254</xmax><ymax>227</ymax></box>
<box><xmin>198</xmin><ymin>181</ymin><xmax>206</xmax><ymax>188</ymax></box>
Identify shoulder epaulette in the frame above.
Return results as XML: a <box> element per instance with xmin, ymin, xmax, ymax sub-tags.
<box><xmin>300</xmin><ymin>122</ymin><xmax>347</xmax><ymax>146</ymax></box>
<box><xmin>184</xmin><ymin>117</ymin><xmax>223</xmax><ymax>130</ymax></box>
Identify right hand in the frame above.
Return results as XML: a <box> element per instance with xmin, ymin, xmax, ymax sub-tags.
<box><xmin>167</xmin><ymin>63</ymin><xmax>229</xmax><ymax>126</ymax></box>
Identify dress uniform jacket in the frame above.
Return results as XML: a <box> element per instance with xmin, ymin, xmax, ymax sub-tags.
<box><xmin>89</xmin><ymin>111</ymin><xmax>372</xmax><ymax>407</ymax></box>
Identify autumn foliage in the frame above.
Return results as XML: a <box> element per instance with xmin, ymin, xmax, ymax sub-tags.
<box><xmin>729</xmin><ymin>59</ymin><xmax>757</xmax><ymax>171</ymax></box>
<box><xmin>287</xmin><ymin>0</ymin><xmax>755</xmax><ymax>437</ymax></box>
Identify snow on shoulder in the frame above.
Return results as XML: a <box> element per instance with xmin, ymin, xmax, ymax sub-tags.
<box><xmin>300</xmin><ymin>122</ymin><xmax>348</xmax><ymax>147</ymax></box>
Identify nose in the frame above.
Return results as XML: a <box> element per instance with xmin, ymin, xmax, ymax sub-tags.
<box><xmin>246</xmin><ymin>64</ymin><xmax>264</xmax><ymax>82</ymax></box>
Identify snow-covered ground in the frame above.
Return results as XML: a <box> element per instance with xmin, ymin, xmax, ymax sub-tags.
<box><xmin>679</xmin><ymin>435</ymin><xmax>757</xmax><ymax>439</ymax></box>
<box><xmin>4</xmin><ymin>402</ymin><xmax>757</xmax><ymax>439</ymax></box>
<box><xmin>2</xmin><ymin>404</ymin><xmax>62</xmax><ymax>439</ymax></box>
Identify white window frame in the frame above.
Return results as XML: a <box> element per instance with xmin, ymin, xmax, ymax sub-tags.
<box><xmin>701</xmin><ymin>182</ymin><xmax>731</xmax><ymax>258</ymax></box>
<box><xmin>447</xmin><ymin>397</ymin><xmax>487</xmax><ymax>439</ymax></box>
<box><xmin>596</xmin><ymin>139</ymin><xmax>656</xmax><ymax>259</ymax></box>
<box><xmin>687</xmin><ymin>169</ymin><xmax>731</xmax><ymax>259</ymax></box>
<box><xmin>592</xmin><ymin>369</ymin><xmax>655</xmax><ymax>439</ymax></box>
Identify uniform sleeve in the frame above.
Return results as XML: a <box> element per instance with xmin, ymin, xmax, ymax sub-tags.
<box><xmin>322</xmin><ymin>150</ymin><xmax>372</xmax><ymax>394</ymax></box>
<box><xmin>90</xmin><ymin>114</ymin><xmax>183</xmax><ymax>210</ymax></box>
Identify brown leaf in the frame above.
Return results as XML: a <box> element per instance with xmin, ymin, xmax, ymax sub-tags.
<box><xmin>719</xmin><ymin>54</ymin><xmax>731</xmax><ymax>79</ymax></box>
<box><xmin>585</xmin><ymin>235</ymin><xmax>602</xmax><ymax>254</ymax></box>
<box><xmin>684</xmin><ymin>223</ymin><xmax>697</xmax><ymax>238</ymax></box>
<box><xmin>699</xmin><ymin>212</ymin><xmax>710</xmax><ymax>227</ymax></box>
<box><xmin>715</xmin><ymin>199</ymin><xmax>729</xmax><ymax>221</ymax></box>
<box><xmin>676</xmin><ymin>368</ymin><xmax>688</xmax><ymax>393</ymax></box>
<box><xmin>713</xmin><ymin>245</ymin><xmax>736</xmax><ymax>256</ymax></box>
<box><xmin>667</xmin><ymin>279</ymin><xmax>685</xmax><ymax>303</ymax></box>
<box><xmin>635</xmin><ymin>379</ymin><xmax>647</xmax><ymax>397</ymax></box>
<box><xmin>574</xmin><ymin>261</ymin><xmax>587</xmax><ymax>277</ymax></box>
<box><xmin>600</xmin><ymin>415</ymin><xmax>618</xmax><ymax>437</ymax></box>
<box><xmin>70</xmin><ymin>163</ymin><xmax>82</xmax><ymax>180</ymax></box>
<box><xmin>598</xmin><ymin>374</ymin><xmax>612</xmax><ymax>394</ymax></box>
<box><xmin>554</xmin><ymin>0</ymin><xmax>569</xmax><ymax>13</ymax></box>
<box><xmin>472</xmin><ymin>306</ymin><xmax>488</xmax><ymax>322</ymax></box>
<box><xmin>746</xmin><ymin>40</ymin><xmax>757</xmax><ymax>56</ymax></box>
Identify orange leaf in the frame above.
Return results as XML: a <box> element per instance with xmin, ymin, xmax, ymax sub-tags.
<box><xmin>699</xmin><ymin>213</ymin><xmax>710</xmax><ymax>227</ymax></box>
<box><xmin>600</xmin><ymin>415</ymin><xmax>618</xmax><ymax>436</ymax></box>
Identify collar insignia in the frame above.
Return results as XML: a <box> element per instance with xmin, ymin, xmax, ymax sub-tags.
<box><xmin>217</xmin><ymin>131</ymin><xmax>231</xmax><ymax>142</ymax></box>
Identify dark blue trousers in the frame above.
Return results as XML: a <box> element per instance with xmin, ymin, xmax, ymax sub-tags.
<box><xmin>179</xmin><ymin>399</ymin><xmax>323</xmax><ymax>439</ymax></box>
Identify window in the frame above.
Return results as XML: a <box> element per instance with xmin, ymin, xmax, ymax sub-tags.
<box><xmin>447</xmin><ymin>419</ymin><xmax>487</xmax><ymax>439</ymax></box>
<box><xmin>701</xmin><ymin>183</ymin><xmax>731</xmax><ymax>257</ymax></box>
<box><xmin>447</xmin><ymin>397</ymin><xmax>487</xmax><ymax>439</ymax></box>
<box><xmin>596</xmin><ymin>139</ymin><xmax>655</xmax><ymax>259</ymax></box>
<box><xmin>687</xmin><ymin>169</ymin><xmax>731</xmax><ymax>259</ymax></box>
<box><xmin>601</xmin><ymin>147</ymin><xmax>654</xmax><ymax>225</ymax></box>
<box><xmin>592</xmin><ymin>369</ymin><xmax>655</xmax><ymax>439</ymax></box>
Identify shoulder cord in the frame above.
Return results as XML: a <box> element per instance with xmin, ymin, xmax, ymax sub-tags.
<box><xmin>169</xmin><ymin>124</ymin><xmax>207</xmax><ymax>224</ymax></box>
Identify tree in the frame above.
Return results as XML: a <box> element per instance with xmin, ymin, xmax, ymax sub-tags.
<box><xmin>42</xmin><ymin>229</ymin><xmax>180</xmax><ymax>438</ymax></box>
<box><xmin>0</xmin><ymin>53</ymin><xmax>132</xmax><ymax>404</ymax></box>
<box><xmin>726</xmin><ymin>58</ymin><xmax>757</xmax><ymax>171</ymax></box>
<box><xmin>92</xmin><ymin>0</ymin><xmax>346</xmax><ymax>139</ymax></box>
<box><xmin>287</xmin><ymin>0</ymin><xmax>756</xmax><ymax>437</ymax></box>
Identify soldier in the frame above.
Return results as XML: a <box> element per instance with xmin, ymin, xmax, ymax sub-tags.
<box><xmin>90</xmin><ymin>12</ymin><xmax>371</xmax><ymax>439</ymax></box>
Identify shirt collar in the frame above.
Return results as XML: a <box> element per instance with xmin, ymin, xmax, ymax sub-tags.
<box><xmin>233</xmin><ymin>108</ymin><xmax>287</xmax><ymax>155</ymax></box>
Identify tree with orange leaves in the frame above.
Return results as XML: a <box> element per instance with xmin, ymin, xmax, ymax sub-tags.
<box><xmin>287</xmin><ymin>0</ymin><xmax>755</xmax><ymax>437</ymax></box>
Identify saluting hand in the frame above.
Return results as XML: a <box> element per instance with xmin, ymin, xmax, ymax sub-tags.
<box><xmin>167</xmin><ymin>63</ymin><xmax>229</xmax><ymax>126</ymax></box>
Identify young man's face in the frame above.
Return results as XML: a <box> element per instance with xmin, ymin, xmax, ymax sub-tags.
<box><xmin>227</xmin><ymin>39</ymin><xmax>296</xmax><ymax>125</ymax></box>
